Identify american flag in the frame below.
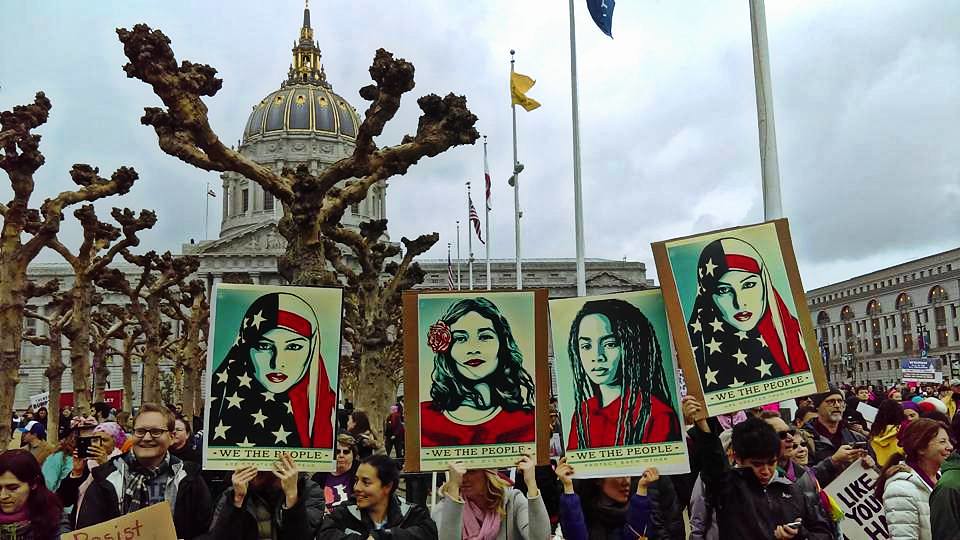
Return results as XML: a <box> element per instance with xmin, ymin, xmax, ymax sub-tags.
<box><xmin>469</xmin><ymin>198</ymin><xmax>484</xmax><ymax>244</ymax></box>
<box><xmin>483</xmin><ymin>143</ymin><xmax>492</xmax><ymax>211</ymax></box>
<box><xmin>446</xmin><ymin>250</ymin><xmax>455</xmax><ymax>290</ymax></box>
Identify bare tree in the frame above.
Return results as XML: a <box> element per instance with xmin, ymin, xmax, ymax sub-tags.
<box><xmin>117</xmin><ymin>327</ymin><xmax>145</xmax><ymax>416</ymax></box>
<box><xmin>98</xmin><ymin>250</ymin><xmax>199</xmax><ymax>403</ymax></box>
<box><xmin>117</xmin><ymin>25</ymin><xmax>478</xmax><ymax>430</ymax></box>
<box><xmin>162</xmin><ymin>280</ymin><xmax>209</xmax><ymax>420</ymax></box>
<box><xmin>22</xmin><ymin>289</ymin><xmax>71</xmax><ymax>444</ymax></box>
<box><xmin>0</xmin><ymin>93</ymin><xmax>138</xmax><ymax>448</ymax></box>
<box><xmin>46</xmin><ymin>206</ymin><xmax>156</xmax><ymax>416</ymax></box>
<box><xmin>89</xmin><ymin>304</ymin><xmax>132</xmax><ymax>403</ymax></box>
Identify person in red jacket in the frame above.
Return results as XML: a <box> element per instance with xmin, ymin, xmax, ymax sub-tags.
<box><xmin>565</xmin><ymin>299</ymin><xmax>681</xmax><ymax>450</ymax></box>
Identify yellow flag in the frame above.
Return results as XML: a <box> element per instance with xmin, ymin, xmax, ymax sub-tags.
<box><xmin>510</xmin><ymin>72</ymin><xmax>541</xmax><ymax>112</ymax></box>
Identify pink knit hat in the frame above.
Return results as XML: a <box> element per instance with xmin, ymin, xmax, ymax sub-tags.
<box><xmin>93</xmin><ymin>422</ymin><xmax>127</xmax><ymax>448</ymax></box>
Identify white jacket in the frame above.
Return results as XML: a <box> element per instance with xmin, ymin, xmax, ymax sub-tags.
<box><xmin>882</xmin><ymin>467</ymin><xmax>934</xmax><ymax>540</ymax></box>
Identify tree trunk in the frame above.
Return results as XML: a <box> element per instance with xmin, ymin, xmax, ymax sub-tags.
<box><xmin>0</xmin><ymin>264</ymin><xmax>28</xmax><ymax>450</ymax></box>
<box><xmin>121</xmin><ymin>351</ymin><xmax>134</xmax><ymax>416</ymax></box>
<box><xmin>44</xmin><ymin>325</ymin><xmax>66</xmax><ymax>445</ymax></box>
<box><xmin>173</xmin><ymin>364</ymin><xmax>183</xmax><ymax>404</ymax></box>
<box><xmin>92</xmin><ymin>348</ymin><xmax>109</xmax><ymax>403</ymax></box>
<box><xmin>182</xmin><ymin>363</ymin><xmax>198</xmax><ymax>420</ymax></box>
<box><xmin>354</xmin><ymin>348</ymin><xmax>398</xmax><ymax>443</ymax></box>
<box><xmin>67</xmin><ymin>282</ymin><xmax>93</xmax><ymax>416</ymax></box>
<box><xmin>141</xmin><ymin>298</ymin><xmax>162</xmax><ymax>404</ymax></box>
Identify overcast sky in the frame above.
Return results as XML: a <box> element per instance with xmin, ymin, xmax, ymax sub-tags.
<box><xmin>2</xmin><ymin>0</ymin><xmax>958</xmax><ymax>290</ymax></box>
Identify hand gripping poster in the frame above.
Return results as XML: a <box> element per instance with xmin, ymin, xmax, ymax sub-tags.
<box><xmin>402</xmin><ymin>290</ymin><xmax>550</xmax><ymax>471</ymax></box>
<box><xmin>549</xmin><ymin>290</ymin><xmax>689</xmax><ymax>477</ymax></box>
<box><xmin>652</xmin><ymin>219</ymin><xmax>827</xmax><ymax>416</ymax></box>
<box><xmin>203</xmin><ymin>283</ymin><xmax>343</xmax><ymax>472</ymax></box>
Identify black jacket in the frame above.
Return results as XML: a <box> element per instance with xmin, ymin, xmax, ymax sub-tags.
<box><xmin>801</xmin><ymin>419</ymin><xmax>871</xmax><ymax>486</ymax></box>
<box><xmin>75</xmin><ymin>454</ymin><xmax>213</xmax><ymax>539</ymax></box>
<box><xmin>690</xmin><ymin>425</ymin><xmax>832</xmax><ymax>540</ymax></box>
<box><xmin>646</xmin><ymin>476</ymin><xmax>685</xmax><ymax>540</ymax></box>
<box><xmin>206</xmin><ymin>476</ymin><xmax>324</xmax><ymax>540</ymax></box>
<box><xmin>316</xmin><ymin>496</ymin><xmax>437</xmax><ymax>540</ymax></box>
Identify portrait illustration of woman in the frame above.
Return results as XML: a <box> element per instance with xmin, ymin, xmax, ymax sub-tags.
<box><xmin>688</xmin><ymin>238</ymin><xmax>810</xmax><ymax>391</ymax></box>
<box><xmin>420</xmin><ymin>297</ymin><xmax>536</xmax><ymax>447</ymax></box>
<box><xmin>566</xmin><ymin>299</ymin><xmax>681</xmax><ymax>450</ymax></box>
<box><xmin>209</xmin><ymin>292</ymin><xmax>336</xmax><ymax>448</ymax></box>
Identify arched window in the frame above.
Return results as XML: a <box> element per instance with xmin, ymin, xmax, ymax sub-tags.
<box><xmin>840</xmin><ymin>306</ymin><xmax>855</xmax><ymax>321</ymax></box>
<box><xmin>929</xmin><ymin>285</ymin><xmax>948</xmax><ymax>304</ymax></box>
<box><xmin>817</xmin><ymin>311</ymin><xmax>830</xmax><ymax>325</ymax></box>
<box><xmin>866</xmin><ymin>299</ymin><xmax>881</xmax><ymax>316</ymax></box>
<box><xmin>896</xmin><ymin>293</ymin><xmax>913</xmax><ymax>311</ymax></box>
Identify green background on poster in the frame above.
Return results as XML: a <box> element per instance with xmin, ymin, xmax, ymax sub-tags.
<box><xmin>549</xmin><ymin>289</ymin><xmax>682</xmax><ymax>449</ymax></box>
<box><xmin>664</xmin><ymin>222</ymin><xmax>798</xmax><ymax>321</ymax></box>
<box><xmin>416</xmin><ymin>291</ymin><xmax>537</xmax><ymax>404</ymax></box>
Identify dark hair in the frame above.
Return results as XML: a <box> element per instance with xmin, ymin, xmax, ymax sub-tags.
<box><xmin>567</xmin><ymin>299</ymin><xmax>676</xmax><ymax>447</ymax></box>
<box><xmin>361</xmin><ymin>454</ymin><xmax>399</xmax><ymax>495</ymax></box>
<box><xmin>876</xmin><ymin>418</ymin><xmax>950</xmax><ymax>499</ymax></box>
<box><xmin>855</xmin><ymin>385</ymin><xmax>869</xmax><ymax>394</ymax></box>
<box><xmin>869</xmin><ymin>400</ymin><xmax>905</xmax><ymax>439</ymax></box>
<box><xmin>137</xmin><ymin>402</ymin><xmax>176</xmax><ymax>431</ymax></box>
<box><xmin>429</xmin><ymin>297</ymin><xmax>535</xmax><ymax>412</ymax></box>
<box><xmin>793</xmin><ymin>405</ymin><xmax>817</xmax><ymax>427</ymax></box>
<box><xmin>759</xmin><ymin>410</ymin><xmax>781</xmax><ymax>419</ymax></box>
<box><xmin>348</xmin><ymin>410</ymin><xmax>371</xmax><ymax>434</ymax></box>
<box><xmin>732</xmin><ymin>417</ymin><xmax>781</xmax><ymax>461</ymax></box>
<box><xmin>92</xmin><ymin>401</ymin><xmax>111</xmax><ymax>418</ymax></box>
<box><xmin>174</xmin><ymin>416</ymin><xmax>192</xmax><ymax>435</ymax></box>
<box><xmin>0</xmin><ymin>450</ymin><xmax>63</xmax><ymax>538</ymax></box>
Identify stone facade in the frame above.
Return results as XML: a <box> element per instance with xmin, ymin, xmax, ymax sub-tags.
<box><xmin>807</xmin><ymin>247</ymin><xmax>960</xmax><ymax>387</ymax></box>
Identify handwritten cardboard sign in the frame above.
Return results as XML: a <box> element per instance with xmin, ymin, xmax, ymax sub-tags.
<box><xmin>63</xmin><ymin>502</ymin><xmax>177</xmax><ymax>540</ymax></box>
<box><xmin>823</xmin><ymin>459</ymin><xmax>890</xmax><ymax>540</ymax></box>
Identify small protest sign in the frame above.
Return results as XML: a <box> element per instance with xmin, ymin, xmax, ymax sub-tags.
<box><xmin>823</xmin><ymin>459</ymin><xmax>889</xmax><ymax>540</ymax></box>
<box><xmin>63</xmin><ymin>501</ymin><xmax>177</xmax><ymax>540</ymax></box>
<box><xmin>857</xmin><ymin>402</ymin><xmax>878</xmax><ymax>427</ymax></box>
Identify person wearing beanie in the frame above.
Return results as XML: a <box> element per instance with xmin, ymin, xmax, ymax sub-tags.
<box><xmin>902</xmin><ymin>401</ymin><xmax>921</xmax><ymax>423</ymax></box>
<box><xmin>801</xmin><ymin>387</ymin><xmax>875</xmax><ymax>486</ymax></box>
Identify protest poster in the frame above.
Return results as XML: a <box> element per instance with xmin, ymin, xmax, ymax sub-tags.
<box><xmin>402</xmin><ymin>289</ymin><xmax>550</xmax><ymax>471</ymax></box>
<box><xmin>823</xmin><ymin>459</ymin><xmax>889</xmax><ymax>540</ymax></box>
<box><xmin>549</xmin><ymin>290</ymin><xmax>690</xmax><ymax>477</ymax></box>
<box><xmin>900</xmin><ymin>356</ymin><xmax>943</xmax><ymax>384</ymax></box>
<box><xmin>203</xmin><ymin>283</ymin><xmax>343</xmax><ymax>472</ymax></box>
<box><xmin>63</xmin><ymin>501</ymin><xmax>177</xmax><ymax>540</ymax></box>
<box><xmin>652</xmin><ymin>219</ymin><xmax>827</xmax><ymax>416</ymax></box>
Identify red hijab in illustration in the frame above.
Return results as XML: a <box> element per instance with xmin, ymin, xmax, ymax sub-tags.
<box><xmin>210</xmin><ymin>292</ymin><xmax>336</xmax><ymax>448</ymax></box>
<box><xmin>687</xmin><ymin>238</ymin><xmax>809</xmax><ymax>391</ymax></box>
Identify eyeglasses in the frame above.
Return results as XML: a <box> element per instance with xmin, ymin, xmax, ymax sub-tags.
<box><xmin>336</xmin><ymin>448</ymin><xmax>352</xmax><ymax>456</ymax></box>
<box><xmin>133</xmin><ymin>428</ymin><xmax>169</xmax><ymax>438</ymax></box>
<box><xmin>822</xmin><ymin>398</ymin><xmax>845</xmax><ymax>406</ymax></box>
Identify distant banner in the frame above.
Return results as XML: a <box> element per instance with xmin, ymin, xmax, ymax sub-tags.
<box><xmin>549</xmin><ymin>290</ymin><xmax>689</xmax><ymax>477</ymax></box>
<box><xmin>35</xmin><ymin>389</ymin><xmax>124</xmax><ymax>411</ymax></box>
<box><xmin>64</xmin><ymin>501</ymin><xmax>176</xmax><ymax>540</ymax></box>
<box><xmin>652</xmin><ymin>219</ymin><xmax>827</xmax><ymax>416</ymax></box>
<box><xmin>203</xmin><ymin>283</ymin><xmax>343</xmax><ymax>472</ymax></box>
<box><xmin>402</xmin><ymin>290</ymin><xmax>550</xmax><ymax>472</ymax></box>
<box><xmin>823</xmin><ymin>459</ymin><xmax>889</xmax><ymax>540</ymax></box>
<box><xmin>900</xmin><ymin>356</ymin><xmax>943</xmax><ymax>384</ymax></box>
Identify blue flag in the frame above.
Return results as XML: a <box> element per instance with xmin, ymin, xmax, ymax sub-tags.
<box><xmin>586</xmin><ymin>0</ymin><xmax>615</xmax><ymax>37</ymax></box>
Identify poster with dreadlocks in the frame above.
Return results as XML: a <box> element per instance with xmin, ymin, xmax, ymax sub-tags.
<box><xmin>549</xmin><ymin>290</ymin><xmax>689</xmax><ymax>477</ymax></box>
<box><xmin>652</xmin><ymin>219</ymin><xmax>827</xmax><ymax>417</ymax></box>
<box><xmin>402</xmin><ymin>290</ymin><xmax>551</xmax><ymax>472</ymax></box>
<box><xmin>202</xmin><ymin>283</ymin><xmax>343</xmax><ymax>472</ymax></box>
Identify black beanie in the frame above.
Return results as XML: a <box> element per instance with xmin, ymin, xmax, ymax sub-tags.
<box><xmin>811</xmin><ymin>386</ymin><xmax>843</xmax><ymax>408</ymax></box>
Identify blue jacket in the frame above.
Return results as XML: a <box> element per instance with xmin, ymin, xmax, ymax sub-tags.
<box><xmin>558</xmin><ymin>492</ymin><xmax>650</xmax><ymax>540</ymax></box>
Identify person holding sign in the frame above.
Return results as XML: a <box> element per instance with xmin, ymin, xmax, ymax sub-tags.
<box><xmin>316</xmin><ymin>454</ymin><xmax>437</xmax><ymax>539</ymax></box>
<box><xmin>564</xmin><ymin>299</ymin><xmax>680</xmax><ymax>449</ymax></box>
<box><xmin>76</xmin><ymin>403</ymin><xmax>213</xmax><ymax>539</ymax></box>
<box><xmin>209</xmin><ymin>291</ymin><xmax>337</xmax><ymax>449</ymax></box>
<box><xmin>432</xmin><ymin>455</ymin><xmax>549</xmax><ymax>540</ymax></box>
<box><xmin>686</xmin><ymin>238</ymin><xmax>810</xmax><ymax>392</ymax></box>
<box><xmin>421</xmin><ymin>298</ymin><xmax>535</xmax><ymax>446</ymax></box>
<box><xmin>684</xmin><ymin>396</ymin><xmax>833</xmax><ymax>539</ymax></box>
<box><xmin>0</xmin><ymin>450</ymin><xmax>63</xmax><ymax>540</ymax></box>
<box><xmin>206</xmin><ymin>453</ymin><xmax>324</xmax><ymax>540</ymax></box>
<box><xmin>876</xmin><ymin>418</ymin><xmax>953</xmax><ymax>540</ymax></box>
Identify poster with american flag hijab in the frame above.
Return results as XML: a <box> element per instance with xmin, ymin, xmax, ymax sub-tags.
<box><xmin>203</xmin><ymin>283</ymin><xmax>343</xmax><ymax>472</ymax></box>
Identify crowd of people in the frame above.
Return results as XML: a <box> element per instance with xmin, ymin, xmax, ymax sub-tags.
<box><xmin>5</xmin><ymin>382</ymin><xmax>960</xmax><ymax>539</ymax></box>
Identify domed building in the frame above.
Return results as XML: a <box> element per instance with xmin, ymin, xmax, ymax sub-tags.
<box><xmin>185</xmin><ymin>3</ymin><xmax>386</xmax><ymax>286</ymax></box>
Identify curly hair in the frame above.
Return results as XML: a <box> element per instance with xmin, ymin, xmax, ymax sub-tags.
<box><xmin>429</xmin><ymin>297</ymin><xmax>535</xmax><ymax>412</ymax></box>
<box><xmin>567</xmin><ymin>299</ymin><xmax>674</xmax><ymax>447</ymax></box>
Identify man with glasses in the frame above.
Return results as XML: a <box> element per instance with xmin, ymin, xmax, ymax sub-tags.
<box><xmin>801</xmin><ymin>386</ymin><xmax>874</xmax><ymax>487</ymax></box>
<box><xmin>76</xmin><ymin>402</ymin><xmax>213</xmax><ymax>538</ymax></box>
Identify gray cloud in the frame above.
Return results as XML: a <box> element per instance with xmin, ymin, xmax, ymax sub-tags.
<box><xmin>2</xmin><ymin>0</ymin><xmax>957</xmax><ymax>290</ymax></box>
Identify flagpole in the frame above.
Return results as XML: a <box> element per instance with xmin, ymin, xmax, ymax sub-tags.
<box><xmin>204</xmin><ymin>181</ymin><xmax>210</xmax><ymax>239</ymax></box>
<box><xmin>567</xmin><ymin>0</ymin><xmax>587</xmax><ymax>297</ymax></box>
<box><xmin>749</xmin><ymin>0</ymin><xmax>783</xmax><ymax>220</ymax></box>
<box><xmin>456</xmin><ymin>220</ymin><xmax>462</xmax><ymax>290</ymax></box>
<box><xmin>483</xmin><ymin>135</ymin><xmax>492</xmax><ymax>291</ymax></box>
<box><xmin>510</xmin><ymin>50</ymin><xmax>523</xmax><ymax>291</ymax></box>
<box><xmin>467</xmin><ymin>182</ymin><xmax>474</xmax><ymax>291</ymax></box>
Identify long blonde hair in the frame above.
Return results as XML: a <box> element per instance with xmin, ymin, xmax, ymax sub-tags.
<box><xmin>442</xmin><ymin>470</ymin><xmax>511</xmax><ymax>516</ymax></box>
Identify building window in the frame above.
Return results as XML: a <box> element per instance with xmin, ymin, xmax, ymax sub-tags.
<box><xmin>954</xmin><ymin>327</ymin><xmax>959</xmax><ymax>342</ymax></box>
<box><xmin>893</xmin><ymin>335</ymin><xmax>898</xmax><ymax>348</ymax></box>
<box><xmin>885</xmin><ymin>335</ymin><xmax>890</xmax><ymax>349</ymax></box>
<box><xmin>264</xmin><ymin>193</ymin><xmax>274</xmax><ymax>211</ymax></box>
<box><xmin>241</xmin><ymin>189</ymin><xmax>249</xmax><ymax>213</ymax></box>
<box><xmin>937</xmin><ymin>328</ymin><xmax>948</xmax><ymax>348</ymax></box>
